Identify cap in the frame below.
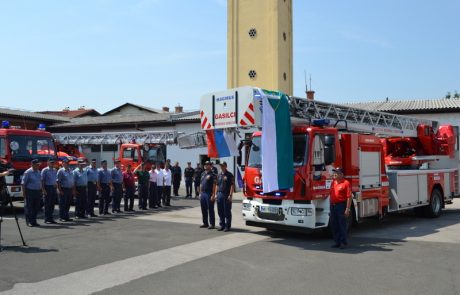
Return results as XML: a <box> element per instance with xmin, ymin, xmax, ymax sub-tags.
<box><xmin>78</xmin><ymin>159</ymin><xmax>86</xmax><ymax>164</ymax></box>
<box><xmin>204</xmin><ymin>161</ymin><xmax>212</xmax><ymax>165</ymax></box>
<box><xmin>48</xmin><ymin>158</ymin><xmax>55</xmax><ymax>163</ymax></box>
<box><xmin>62</xmin><ymin>158</ymin><xmax>69</xmax><ymax>163</ymax></box>
<box><xmin>187</xmin><ymin>161</ymin><xmax>191</xmax><ymax>164</ymax></box>
<box><xmin>219</xmin><ymin>161</ymin><xmax>227</xmax><ymax>167</ymax></box>
<box><xmin>114</xmin><ymin>159</ymin><xmax>120</xmax><ymax>163</ymax></box>
<box><xmin>332</xmin><ymin>167</ymin><xmax>344</xmax><ymax>174</ymax></box>
<box><xmin>101</xmin><ymin>160</ymin><xmax>107</xmax><ymax>164</ymax></box>
<box><xmin>31</xmin><ymin>159</ymin><xmax>40</xmax><ymax>164</ymax></box>
<box><xmin>91</xmin><ymin>159</ymin><xmax>97</xmax><ymax>163</ymax></box>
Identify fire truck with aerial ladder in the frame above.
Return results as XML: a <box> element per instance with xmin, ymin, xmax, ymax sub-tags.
<box><xmin>199</xmin><ymin>86</ymin><xmax>460</xmax><ymax>232</ymax></box>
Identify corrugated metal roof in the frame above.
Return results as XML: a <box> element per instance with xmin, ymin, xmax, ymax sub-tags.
<box><xmin>51</xmin><ymin>113</ymin><xmax>171</xmax><ymax>128</ymax></box>
<box><xmin>39</xmin><ymin>109</ymin><xmax>101</xmax><ymax>118</ymax></box>
<box><xmin>171</xmin><ymin>110</ymin><xmax>200</xmax><ymax>122</ymax></box>
<box><xmin>0</xmin><ymin>107</ymin><xmax>70</xmax><ymax>122</ymax></box>
<box><xmin>343</xmin><ymin>98</ymin><xmax>460</xmax><ymax>113</ymax></box>
<box><xmin>103</xmin><ymin>102</ymin><xmax>166</xmax><ymax>115</ymax></box>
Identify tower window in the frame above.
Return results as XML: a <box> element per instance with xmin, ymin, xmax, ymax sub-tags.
<box><xmin>283</xmin><ymin>32</ymin><xmax>287</xmax><ymax>41</ymax></box>
<box><xmin>248</xmin><ymin>28</ymin><xmax>257</xmax><ymax>38</ymax></box>
<box><xmin>283</xmin><ymin>72</ymin><xmax>287</xmax><ymax>81</ymax></box>
<box><xmin>248</xmin><ymin>70</ymin><xmax>257</xmax><ymax>79</ymax></box>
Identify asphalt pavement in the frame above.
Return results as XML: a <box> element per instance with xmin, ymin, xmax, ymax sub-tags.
<box><xmin>0</xmin><ymin>191</ymin><xmax>459</xmax><ymax>295</ymax></box>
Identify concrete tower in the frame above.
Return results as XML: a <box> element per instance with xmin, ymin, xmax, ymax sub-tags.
<box><xmin>227</xmin><ymin>0</ymin><xmax>293</xmax><ymax>95</ymax></box>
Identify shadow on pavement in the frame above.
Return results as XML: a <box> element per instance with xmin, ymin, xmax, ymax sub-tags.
<box><xmin>0</xmin><ymin>245</ymin><xmax>59</xmax><ymax>254</ymax></box>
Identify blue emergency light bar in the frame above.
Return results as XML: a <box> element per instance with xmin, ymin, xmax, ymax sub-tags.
<box><xmin>37</xmin><ymin>123</ymin><xmax>46</xmax><ymax>130</ymax></box>
<box><xmin>312</xmin><ymin>119</ymin><xmax>330</xmax><ymax>127</ymax></box>
<box><xmin>2</xmin><ymin>121</ymin><xmax>10</xmax><ymax>128</ymax></box>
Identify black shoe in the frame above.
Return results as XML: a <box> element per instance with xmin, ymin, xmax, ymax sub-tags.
<box><xmin>105</xmin><ymin>212</ymin><xmax>111</xmax><ymax>215</ymax></box>
<box><xmin>59</xmin><ymin>218</ymin><xmax>67</xmax><ymax>222</ymax></box>
<box><xmin>331</xmin><ymin>244</ymin><xmax>340</xmax><ymax>248</ymax></box>
<box><xmin>166</xmin><ymin>204</ymin><xmax>171</xmax><ymax>206</ymax></box>
<box><xmin>339</xmin><ymin>244</ymin><xmax>348</xmax><ymax>249</ymax></box>
<box><xmin>199</xmin><ymin>224</ymin><xmax>209</xmax><ymax>228</ymax></box>
<box><xmin>31</xmin><ymin>223</ymin><xmax>40</xmax><ymax>227</ymax></box>
<box><xmin>208</xmin><ymin>225</ymin><xmax>215</xmax><ymax>230</ymax></box>
<box><xmin>45</xmin><ymin>220</ymin><xmax>53</xmax><ymax>224</ymax></box>
<box><xmin>217</xmin><ymin>227</ymin><xmax>224</xmax><ymax>231</ymax></box>
<box><xmin>224</xmin><ymin>228</ymin><xmax>230</xmax><ymax>232</ymax></box>
<box><xmin>157</xmin><ymin>205</ymin><xmax>162</xmax><ymax>208</ymax></box>
<box><xmin>90</xmin><ymin>214</ymin><xmax>98</xmax><ymax>217</ymax></box>
<box><xmin>153</xmin><ymin>206</ymin><xmax>158</xmax><ymax>209</ymax></box>
<box><xmin>80</xmin><ymin>215</ymin><xmax>88</xmax><ymax>219</ymax></box>
<box><xmin>112</xmin><ymin>210</ymin><xmax>116</xmax><ymax>213</ymax></box>
<box><xmin>49</xmin><ymin>220</ymin><xmax>58</xmax><ymax>224</ymax></box>
<box><xmin>65</xmin><ymin>218</ymin><xmax>73</xmax><ymax>222</ymax></box>
<box><xmin>26</xmin><ymin>222</ymin><xmax>32</xmax><ymax>227</ymax></box>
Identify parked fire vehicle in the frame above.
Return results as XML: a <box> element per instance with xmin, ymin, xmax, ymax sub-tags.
<box><xmin>53</xmin><ymin>131</ymin><xmax>175</xmax><ymax>170</ymax></box>
<box><xmin>0</xmin><ymin>121</ymin><xmax>57</xmax><ymax>200</ymax></box>
<box><xmin>200</xmin><ymin>86</ymin><xmax>460</xmax><ymax>232</ymax></box>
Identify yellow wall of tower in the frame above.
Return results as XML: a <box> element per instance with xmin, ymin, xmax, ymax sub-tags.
<box><xmin>227</xmin><ymin>0</ymin><xmax>293</xmax><ymax>95</ymax></box>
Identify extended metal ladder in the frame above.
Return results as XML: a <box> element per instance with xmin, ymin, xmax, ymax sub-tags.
<box><xmin>53</xmin><ymin>130</ymin><xmax>179</xmax><ymax>145</ymax></box>
<box><xmin>288</xmin><ymin>96</ymin><xmax>436</xmax><ymax>137</ymax></box>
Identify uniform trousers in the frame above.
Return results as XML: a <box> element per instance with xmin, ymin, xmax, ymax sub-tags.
<box><xmin>217</xmin><ymin>192</ymin><xmax>232</xmax><ymax>229</ymax></box>
<box><xmin>200</xmin><ymin>191</ymin><xmax>215</xmax><ymax>227</ymax></box>
<box><xmin>43</xmin><ymin>185</ymin><xmax>57</xmax><ymax>222</ymax></box>
<box><xmin>25</xmin><ymin>189</ymin><xmax>42</xmax><ymax>224</ymax></box>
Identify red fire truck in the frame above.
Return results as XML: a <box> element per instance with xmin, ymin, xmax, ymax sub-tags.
<box><xmin>200</xmin><ymin>87</ymin><xmax>460</xmax><ymax>231</ymax></box>
<box><xmin>0</xmin><ymin>121</ymin><xmax>57</xmax><ymax>200</ymax></box>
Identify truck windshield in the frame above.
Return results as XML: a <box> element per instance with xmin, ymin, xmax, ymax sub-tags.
<box><xmin>247</xmin><ymin>134</ymin><xmax>308</xmax><ymax>168</ymax></box>
<box><xmin>146</xmin><ymin>147</ymin><xmax>165</xmax><ymax>163</ymax></box>
<box><xmin>9</xmin><ymin>135</ymin><xmax>56</xmax><ymax>161</ymax></box>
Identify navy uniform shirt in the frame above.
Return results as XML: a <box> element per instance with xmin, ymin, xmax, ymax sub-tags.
<box><xmin>200</xmin><ymin>170</ymin><xmax>216</xmax><ymax>194</ymax></box>
<box><xmin>86</xmin><ymin>166</ymin><xmax>98</xmax><ymax>183</ymax></box>
<box><xmin>73</xmin><ymin>168</ymin><xmax>88</xmax><ymax>187</ymax></box>
<box><xmin>184</xmin><ymin>167</ymin><xmax>194</xmax><ymax>180</ymax></box>
<box><xmin>41</xmin><ymin>167</ymin><xmax>57</xmax><ymax>186</ymax></box>
<box><xmin>22</xmin><ymin>168</ymin><xmax>42</xmax><ymax>190</ymax></box>
<box><xmin>111</xmin><ymin>167</ymin><xmax>123</xmax><ymax>184</ymax></box>
<box><xmin>98</xmin><ymin>168</ymin><xmax>112</xmax><ymax>185</ymax></box>
<box><xmin>217</xmin><ymin>171</ymin><xmax>234</xmax><ymax>196</ymax></box>
<box><xmin>193</xmin><ymin>167</ymin><xmax>203</xmax><ymax>181</ymax></box>
<box><xmin>57</xmin><ymin>167</ymin><xmax>74</xmax><ymax>189</ymax></box>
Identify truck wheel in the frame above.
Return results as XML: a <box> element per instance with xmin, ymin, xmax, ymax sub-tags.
<box><xmin>425</xmin><ymin>188</ymin><xmax>443</xmax><ymax>218</ymax></box>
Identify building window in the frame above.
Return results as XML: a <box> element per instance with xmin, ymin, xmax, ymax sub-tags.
<box><xmin>91</xmin><ymin>145</ymin><xmax>101</xmax><ymax>152</ymax></box>
<box><xmin>102</xmin><ymin>145</ymin><xmax>117</xmax><ymax>152</ymax></box>
<box><xmin>283</xmin><ymin>32</ymin><xmax>287</xmax><ymax>41</ymax></box>
<box><xmin>283</xmin><ymin>72</ymin><xmax>287</xmax><ymax>81</ymax></box>
<box><xmin>248</xmin><ymin>70</ymin><xmax>257</xmax><ymax>79</ymax></box>
<box><xmin>248</xmin><ymin>28</ymin><xmax>257</xmax><ymax>39</ymax></box>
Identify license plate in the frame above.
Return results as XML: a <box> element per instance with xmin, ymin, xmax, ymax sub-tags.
<box><xmin>259</xmin><ymin>206</ymin><xmax>280</xmax><ymax>214</ymax></box>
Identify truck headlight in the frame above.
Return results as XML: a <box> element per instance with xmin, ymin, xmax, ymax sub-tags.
<box><xmin>291</xmin><ymin>208</ymin><xmax>313</xmax><ymax>216</ymax></box>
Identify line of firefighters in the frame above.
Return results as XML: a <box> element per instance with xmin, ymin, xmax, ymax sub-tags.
<box><xmin>20</xmin><ymin>158</ymin><xmax>208</xmax><ymax>227</ymax></box>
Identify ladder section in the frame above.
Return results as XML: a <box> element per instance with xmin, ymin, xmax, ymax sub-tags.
<box><xmin>289</xmin><ymin>96</ymin><xmax>436</xmax><ymax>137</ymax></box>
<box><xmin>53</xmin><ymin>131</ymin><xmax>179</xmax><ymax>145</ymax></box>
<box><xmin>178</xmin><ymin>132</ymin><xmax>207</xmax><ymax>149</ymax></box>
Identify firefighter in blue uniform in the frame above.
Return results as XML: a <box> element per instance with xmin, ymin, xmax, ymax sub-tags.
<box><xmin>57</xmin><ymin>158</ymin><xmax>75</xmax><ymax>222</ymax></box>
<box><xmin>111</xmin><ymin>159</ymin><xmax>123</xmax><ymax>213</ymax></box>
<box><xmin>97</xmin><ymin>160</ymin><xmax>112</xmax><ymax>215</ymax></box>
<box><xmin>73</xmin><ymin>159</ymin><xmax>88</xmax><ymax>219</ymax></box>
<box><xmin>85</xmin><ymin>159</ymin><xmax>98</xmax><ymax>217</ymax></box>
<box><xmin>22</xmin><ymin>159</ymin><xmax>43</xmax><ymax>226</ymax></box>
<box><xmin>199</xmin><ymin>161</ymin><xmax>217</xmax><ymax>229</ymax></box>
<box><xmin>216</xmin><ymin>162</ymin><xmax>234</xmax><ymax>232</ymax></box>
<box><xmin>41</xmin><ymin>158</ymin><xmax>58</xmax><ymax>224</ymax></box>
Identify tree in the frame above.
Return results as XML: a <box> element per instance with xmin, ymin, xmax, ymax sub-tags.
<box><xmin>445</xmin><ymin>92</ymin><xmax>452</xmax><ymax>99</ymax></box>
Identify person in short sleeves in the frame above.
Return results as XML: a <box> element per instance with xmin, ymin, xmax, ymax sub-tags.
<box><xmin>73</xmin><ymin>159</ymin><xmax>88</xmax><ymax>219</ymax></box>
<box><xmin>111</xmin><ymin>160</ymin><xmax>123</xmax><ymax>213</ymax></box>
<box><xmin>134</xmin><ymin>162</ymin><xmax>150</xmax><ymax>210</ymax></box>
<box><xmin>123</xmin><ymin>164</ymin><xmax>136</xmax><ymax>211</ymax></box>
<box><xmin>199</xmin><ymin>161</ymin><xmax>217</xmax><ymax>229</ymax></box>
<box><xmin>329</xmin><ymin>167</ymin><xmax>352</xmax><ymax>249</ymax></box>
<box><xmin>97</xmin><ymin>160</ymin><xmax>112</xmax><ymax>215</ymax></box>
<box><xmin>216</xmin><ymin>162</ymin><xmax>234</xmax><ymax>232</ymax></box>
<box><xmin>41</xmin><ymin>158</ymin><xmax>58</xmax><ymax>224</ymax></box>
<box><xmin>162</xmin><ymin>164</ymin><xmax>172</xmax><ymax>206</ymax></box>
<box><xmin>57</xmin><ymin>159</ymin><xmax>75</xmax><ymax>221</ymax></box>
<box><xmin>22</xmin><ymin>159</ymin><xmax>43</xmax><ymax>226</ymax></box>
<box><xmin>85</xmin><ymin>159</ymin><xmax>98</xmax><ymax>217</ymax></box>
<box><xmin>148</xmin><ymin>163</ymin><xmax>158</xmax><ymax>208</ymax></box>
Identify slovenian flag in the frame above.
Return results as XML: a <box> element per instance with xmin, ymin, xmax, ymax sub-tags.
<box><xmin>258</xmin><ymin>88</ymin><xmax>293</xmax><ymax>193</ymax></box>
<box><xmin>206</xmin><ymin>129</ymin><xmax>238</xmax><ymax>158</ymax></box>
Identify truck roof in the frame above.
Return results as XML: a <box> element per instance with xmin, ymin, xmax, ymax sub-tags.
<box><xmin>0</xmin><ymin>128</ymin><xmax>53</xmax><ymax>137</ymax></box>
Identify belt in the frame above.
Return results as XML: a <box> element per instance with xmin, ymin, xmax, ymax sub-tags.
<box><xmin>44</xmin><ymin>184</ymin><xmax>55</xmax><ymax>187</ymax></box>
<box><xmin>76</xmin><ymin>185</ymin><xmax>87</xmax><ymax>188</ymax></box>
<box><xmin>331</xmin><ymin>201</ymin><xmax>346</xmax><ymax>206</ymax></box>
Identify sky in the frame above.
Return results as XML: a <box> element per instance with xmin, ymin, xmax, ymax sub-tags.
<box><xmin>0</xmin><ymin>0</ymin><xmax>458</xmax><ymax>113</ymax></box>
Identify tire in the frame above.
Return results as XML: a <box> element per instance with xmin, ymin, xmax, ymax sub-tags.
<box><xmin>425</xmin><ymin>188</ymin><xmax>443</xmax><ymax>218</ymax></box>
